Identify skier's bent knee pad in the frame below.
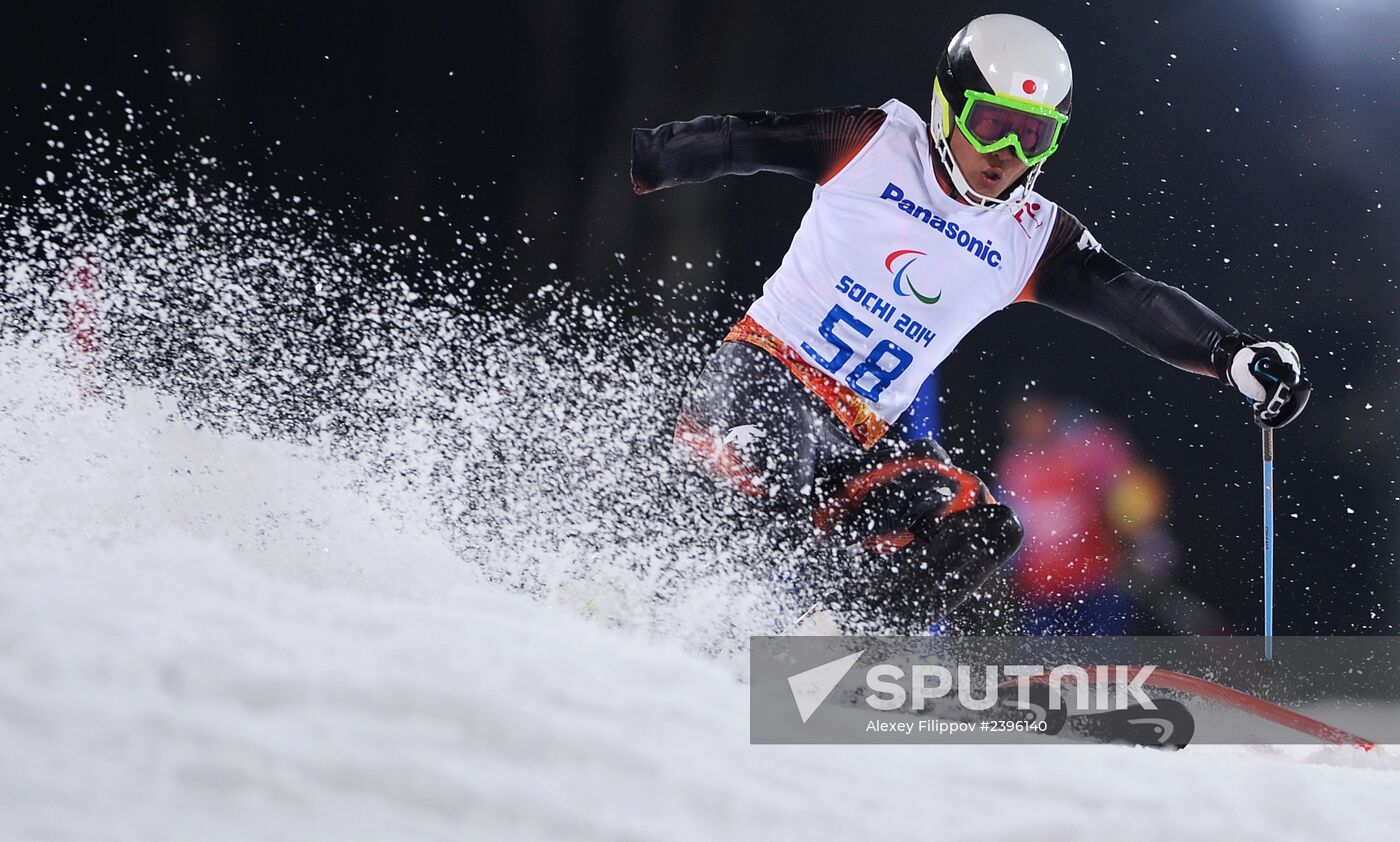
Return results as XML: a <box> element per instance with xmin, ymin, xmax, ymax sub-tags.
<box><xmin>845</xmin><ymin>503</ymin><xmax>1024</xmax><ymax>632</ymax></box>
<box><xmin>917</xmin><ymin>503</ymin><xmax>1024</xmax><ymax>575</ymax></box>
<box><xmin>967</xmin><ymin>503</ymin><xmax>1024</xmax><ymax>565</ymax></box>
<box><xmin>820</xmin><ymin>445</ymin><xmax>998</xmax><ymax>542</ymax></box>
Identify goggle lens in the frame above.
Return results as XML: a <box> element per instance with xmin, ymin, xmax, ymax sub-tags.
<box><xmin>963</xmin><ymin>100</ymin><xmax>1060</xmax><ymax>158</ymax></box>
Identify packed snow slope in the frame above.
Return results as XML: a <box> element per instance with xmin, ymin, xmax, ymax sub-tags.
<box><xmin>2</xmin><ymin>350</ymin><xmax>1398</xmax><ymax>842</ymax></box>
<box><xmin>1</xmin><ymin>96</ymin><xmax>1397</xmax><ymax>840</ymax></box>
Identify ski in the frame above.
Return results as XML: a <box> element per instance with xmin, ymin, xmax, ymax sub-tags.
<box><xmin>1058</xmin><ymin>698</ymin><xmax>1196</xmax><ymax>749</ymax></box>
<box><xmin>991</xmin><ymin>682</ymin><xmax>1193</xmax><ymax>749</ymax></box>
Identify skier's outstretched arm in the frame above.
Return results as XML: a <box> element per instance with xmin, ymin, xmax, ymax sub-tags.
<box><xmin>1019</xmin><ymin>209</ymin><xmax>1311</xmax><ymax>427</ymax></box>
<box><xmin>631</xmin><ymin>107</ymin><xmax>886</xmax><ymax>194</ymax></box>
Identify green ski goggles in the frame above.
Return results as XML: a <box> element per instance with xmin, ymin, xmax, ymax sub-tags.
<box><xmin>953</xmin><ymin>89</ymin><xmax>1069</xmax><ymax>167</ymax></box>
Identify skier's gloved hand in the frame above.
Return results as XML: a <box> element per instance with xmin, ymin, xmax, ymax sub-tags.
<box><xmin>1213</xmin><ymin>333</ymin><xmax>1312</xmax><ymax>428</ymax></box>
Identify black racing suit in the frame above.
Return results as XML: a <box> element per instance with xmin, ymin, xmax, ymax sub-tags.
<box><xmin>633</xmin><ymin>107</ymin><xmax>1245</xmax><ymax>633</ymax></box>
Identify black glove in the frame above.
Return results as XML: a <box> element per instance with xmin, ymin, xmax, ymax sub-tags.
<box><xmin>1212</xmin><ymin>333</ymin><xmax>1312</xmax><ymax>429</ymax></box>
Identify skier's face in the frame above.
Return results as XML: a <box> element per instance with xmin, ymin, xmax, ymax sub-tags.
<box><xmin>949</xmin><ymin>128</ymin><xmax>1029</xmax><ymax>198</ymax></box>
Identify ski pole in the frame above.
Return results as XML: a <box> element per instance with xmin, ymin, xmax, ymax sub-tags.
<box><xmin>1262</xmin><ymin>427</ymin><xmax>1274</xmax><ymax>661</ymax></box>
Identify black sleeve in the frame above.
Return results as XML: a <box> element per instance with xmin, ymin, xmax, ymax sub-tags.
<box><xmin>630</xmin><ymin>107</ymin><xmax>887</xmax><ymax>194</ymax></box>
<box><xmin>1019</xmin><ymin>209</ymin><xmax>1238</xmax><ymax>379</ymax></box>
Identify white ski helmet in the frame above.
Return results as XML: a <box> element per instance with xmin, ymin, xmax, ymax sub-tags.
<box><xmin>931</xmin><ymin>14</ymin><xmax>1073</xmax><ymax>208</ymax></box>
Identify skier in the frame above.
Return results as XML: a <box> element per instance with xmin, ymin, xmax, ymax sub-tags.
<box><xmin>630</xmin><ymin>14</ymin><xmax>1310</xmax><ymax>633</ymax></box>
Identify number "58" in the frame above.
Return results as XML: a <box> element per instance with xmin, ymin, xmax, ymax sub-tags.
<box><xmin>799</xmin><ymin>305</ymin><xmax>920</xmax><ymax>403</ymax></box>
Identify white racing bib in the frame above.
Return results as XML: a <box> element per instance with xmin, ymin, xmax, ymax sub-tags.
<box><xmin>743</xmin><ymin>99</ymin><xmax>1059</xmax><ymax>444</ymax></box>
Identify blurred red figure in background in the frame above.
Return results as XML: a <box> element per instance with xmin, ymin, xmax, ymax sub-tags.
<box><xmin>996</xmin><ymin>396</ymin><xmax>1227</xmax><ymax>635</ymax></box>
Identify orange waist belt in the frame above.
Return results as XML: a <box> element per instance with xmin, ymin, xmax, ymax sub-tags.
<box><xmin>724</xmin><ymin>315</ymin><xmax>888</xmax><ymax>449</ymax></box>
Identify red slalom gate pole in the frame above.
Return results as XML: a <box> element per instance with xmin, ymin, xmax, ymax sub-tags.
<box><xmin>1008</xmin><ymin>666</ymin><xmax>1375</xmax><ymax>749</ymax></box>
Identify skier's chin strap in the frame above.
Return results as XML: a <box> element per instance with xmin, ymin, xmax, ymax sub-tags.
<box><xmin>927</xmin><ymin>126</ymin><xmax>1041</xmax><ymax>215</ymax></box>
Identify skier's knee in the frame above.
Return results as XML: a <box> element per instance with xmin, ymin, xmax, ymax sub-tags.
<box><xmin>908</xmin><ymin>501</ymin><xmax>1022</xmax><ymax>566</ymax></box>
<box><xmin>831</xmin><ymin>502</ymin><xmax>1023</xmax><ymax>628</ymax></box>
<box><xmin>816</xmin><ymin>443</ymin><xmax>998</xmax><ymax>544</ymax></box>
<box><xmin>948</xmin><ymin>502</ymin><xmax>1024</xmax><ymax>574</ymax></box>
<box><xmin>878</xmin><ymin>502</ymin><xmax>1023</xmax><ymax>630</ymax></box>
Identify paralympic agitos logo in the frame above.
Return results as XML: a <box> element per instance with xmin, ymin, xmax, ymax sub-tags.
<box><xmin>885</xmin><ymin>249</ymin><xmax>941</xmax><ymax>305</ymax></box>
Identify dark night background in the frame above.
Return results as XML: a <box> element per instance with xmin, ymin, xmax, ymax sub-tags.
<box><xmin>3</xmin><ymin>0</ymin><xmax>1396</xmax><ymax>632</ymax></box>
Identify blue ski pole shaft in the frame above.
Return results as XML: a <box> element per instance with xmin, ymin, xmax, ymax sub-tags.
<box><xmin>1262</xmin><ymin>427</ymin><xmax>1274</xmax><ymax>661</ymax></box>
